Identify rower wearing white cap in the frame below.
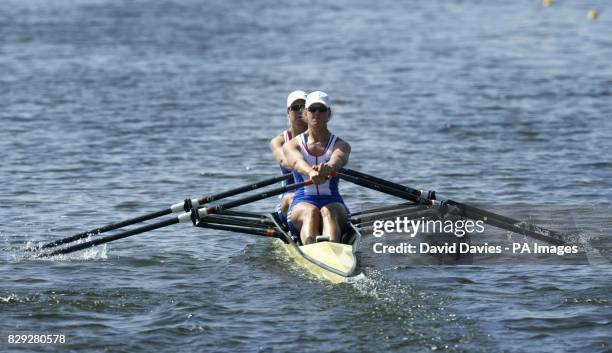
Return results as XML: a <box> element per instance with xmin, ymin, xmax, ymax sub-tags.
<box><xmin>283</xmin><ymin>91</ymin><xmax>351</xmax><ymax>245</ymax></box>
<box><xmin>269</xmin><ymin>90</ymin><xmax>308</xmax><ymax>225</ymax></box>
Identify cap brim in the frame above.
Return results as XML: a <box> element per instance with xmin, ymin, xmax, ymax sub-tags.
<box><xmin>306</xmin><ymin>99</ymin><xmax>330</xmax><ymax>108</ymax></box>
<box><xmin>287</xmin><ymin>98</ymin><xmax>306</xmax><ymax>107</ymax></box>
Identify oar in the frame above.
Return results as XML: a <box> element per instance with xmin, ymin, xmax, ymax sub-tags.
<box><xmin>196</xmin><ymin>221</ymin><xmax>284</xmax><ymax>240</ymax></box>
<box><xmin>338</xmin><ymin>171</ymin><xmax>429</xmax><ymax>204</ymax></box>
<box><xmin>352</xmin><ymin>206</ymin><xmax>435</xmax><ymax>226</ymax></box>
<box><xmin>350</xmin><ymin>202</ymin><xmax>414</xmax><ymax>217</ymax></box>
<box><xmin>34</xmin><ymin>173</ymin><xmax>292</xmax><ymax>251</ymax></box>
<box><xmin>37</xmin><ymin>175</ymin><xmax>328</xmax><ymax>258</ymax></box>
<box><xmin>216</xmin><ymin>209</ymin><xmax>269</xmax><ymax>219</ymax></box>
<box><xmin>339</xmin><ymin>168</ymin><xmax>572</xmax><ymax>246</ymax></box>
<box><xmin>197</xmin><ymin>214</ymin><xmax>275</xmax><ymax>228</ymax></box>
<box><xmin>340</xmin><ymin>168</ymin><xmax>429</xmax><ymax>201</ymax></box>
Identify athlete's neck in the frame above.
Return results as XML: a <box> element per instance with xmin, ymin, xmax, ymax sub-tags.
<box><xmin>290</xmin><ymin>124</ymin><xmax>307</xmax><ymax>138</ymax></box>
<box><xmin>307</xmin><ymin>127</ymin><xmax>331</xmax><ymax>144</ymax></box>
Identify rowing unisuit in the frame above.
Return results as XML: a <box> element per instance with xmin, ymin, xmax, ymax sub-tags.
<box><xmin>287</xmin><ymin>132</ymin><xmax>350</xmax><ymax>235</ymax></box>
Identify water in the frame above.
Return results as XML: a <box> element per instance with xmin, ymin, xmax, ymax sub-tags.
<box><xmin>1</xmin><ymin>0</ymin><xmax>611</xmax><ymax>352</ymax></box>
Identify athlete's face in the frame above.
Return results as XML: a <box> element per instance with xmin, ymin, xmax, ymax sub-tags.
<box><xmin>287</xmin><ymin>99</ymin><xmax>306</xmax><ymax>125</ymax></box>
<box><xmin>305</xmin><ymin>103</ymin><xmax>331</xmax><ymax>127</ymax></box>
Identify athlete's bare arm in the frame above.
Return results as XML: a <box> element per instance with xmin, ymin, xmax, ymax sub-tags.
<box><xmin>284</xmin><ymin>139</ymin><xmax>309</xmax><ymax>173</ymax></box>
<box><xmin>318</xmin><ymin>138</ymin><xmax>351</xmax><ymax>178</ymax></box>
<box><xmin>269</xmin><ymin>133</ymin><xmax>288</xmax><ymax>168</ymax></box>
<box><xmin>283</xmin><ymin>139</ymin><xmax>325</xmax><ymax>183</ymax></box>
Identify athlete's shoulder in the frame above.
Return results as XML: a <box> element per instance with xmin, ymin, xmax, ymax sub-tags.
<box><xmin>270</xmin><ymin>132</ymin><xmax>284</xmax><ymax>147</ymax></box>
<box><xmin>284</xmin><ymin>136</ymin><xmax>300</xmax><ymax>148</ymax></box>
<box><xmin>332</xmin><ymin>135</ymin><xmax>351</xmax><ymax>150</ymax></box>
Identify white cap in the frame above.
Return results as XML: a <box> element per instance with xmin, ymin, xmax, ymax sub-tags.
<box><xmin>286</xmin><ymin>90</ymin><xmax>307</xmax><ymax>107</ymax></box>
<box><xmin>305</xmin><ymin>91</ymin><xmax>331</xmax><ymax>109</ymax></box>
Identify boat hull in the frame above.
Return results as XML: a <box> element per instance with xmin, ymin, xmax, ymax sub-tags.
<box><xmin>273</xmin><ymin>222</ymin><xmax>362</xmax><ymax>283</ymax></box>
<box><xmin>280</xmin><ymin>240</ymin><xmax>357</xmax><ymax>283</ymax></box>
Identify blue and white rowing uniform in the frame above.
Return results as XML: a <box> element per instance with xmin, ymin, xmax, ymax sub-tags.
<box><xmin>275</xmin><ymin>130</ymin><xmax>295</xmax><ymax>226</ymax></box>
<box><xmin>286</xmin><ymin>132</ymin><xmax>350</xmax><ymax>237</ymax></box>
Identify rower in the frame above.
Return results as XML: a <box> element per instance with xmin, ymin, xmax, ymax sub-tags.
<box><xmin>283</xmin><ymin>91</ymin><xmax>351</xmax><ymax>245</ymax></box>
<box><xmin>269</xmin><ymin>90</ymin><xmax>308</xmax><ymax>226</ymax></box>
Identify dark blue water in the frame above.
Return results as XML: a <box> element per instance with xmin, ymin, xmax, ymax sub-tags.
<box><xmin>2</xmin><ymin>1</ymin><xmax>611</xmax><ymax>352</ymax></box>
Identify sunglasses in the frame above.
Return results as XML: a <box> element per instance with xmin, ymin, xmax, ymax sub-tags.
<box><xmin>289</xmin><ymin>104</ymin><xmax>305</xmax><ymax>112</ymax></box>
<box><xmin>307</xmin><ymin>106</ymin><xmax>329</xmax><ymax>113</ymax></box>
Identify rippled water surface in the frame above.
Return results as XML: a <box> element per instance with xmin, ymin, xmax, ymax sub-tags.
<box><xmin>1</xmin><ymin>1</ymin><xmax>611</xmax><ymax>352</ymax></box>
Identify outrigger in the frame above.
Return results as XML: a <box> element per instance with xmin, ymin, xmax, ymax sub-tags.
<box><xmin>31</xmin><ymin>169</ymin><xmax>579</xmax><ymax>283</ymax></box>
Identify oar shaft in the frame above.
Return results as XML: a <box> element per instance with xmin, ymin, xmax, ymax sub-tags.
<box><xmin>444</xmin><ymin>201</ymin><xmax>568</xmax><ymax>245</ymax></box>
<box><xmin>342</xmin><ymin>168</ymin><xmax>571</xmax><ymax>246</ymax></box>
<box><xmin>341</xmin><ymin>168</ymin><xmax>422</xmax><ymax>198</ymax></box>
<box><xmin>38</xmin><ymin>209</ymin><xmax>172</xmax><ymax>250</ymax></box>
<box><xmin>446</xmin><ymin>200</ymin><xmax>522</xmax><ymax>226</ymax></box>
<box><xmin>351</xmin><ymin>202</ymin><xmax>414</xmax><ymax>217</ymax></box>
<box><xmin>352</xmin><ymin>206</ymin><xmax>435</xmax><ymax>225</ymax></box>
<box><xmin>192</xmin><ymin>176</ymin><xmax>321</xmax><ymax>221</ymax></box>
<box><xmin>40</xmin><ymin>176</ymin><xmax>318</xmax><ymax>257</ymax></box>
<box><xmin>37</xmin><ymin>173</ymin><xmax>292</xmax><ymax>250</ymax></box>
<box><xmin>197</xmin><ymin>173</ymin><xmax>292</xmax><ymax>204</ymax></box>
<box><xmin>39</xmin><ymin>218</ymin><xmax>179</xmax><ymax>258</ymax></box>
<box><xmin>201</xmin><ymin>215</ymin><xmax>275</xmax><ymax>228</ymax></box>
<box><xmin>196</xmin><ymin>221</ymin><xmax>283</xmax><ymax>240</ymax></box>
<box><xmin>217</xmin><ymin>209</ymin><xmax>268</xmax><ymax>219</ymax></box>
<box><xmin>338</xmin><ymin>172</ymin><xmax>421</xmax><ymax>203</ymax></box>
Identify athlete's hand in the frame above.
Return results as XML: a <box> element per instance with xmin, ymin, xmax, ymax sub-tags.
<box><xmin>317</xmin><ymin>163</ymin><xmax>333</xmax><ymax>179</ymax></box>
<box><xmin>308</xmin><ymin>169</ymin><xmax>325</xmax><ymax>184</ymax></box>
<box><xmin>308</xmin><ymin>169</ymin><xmax>319</xmax><ymax>184</ymax></box>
